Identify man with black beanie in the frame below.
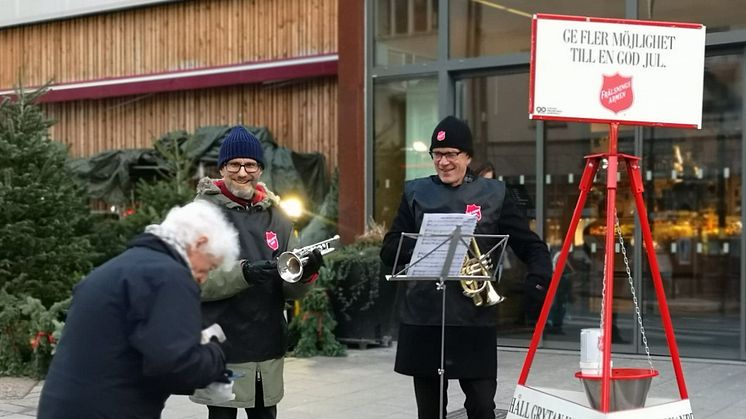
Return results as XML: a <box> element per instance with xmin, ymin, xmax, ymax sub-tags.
<box><xmin>190</xmin><ymin>125</ymin><xmax>324</xmax><ymax>419</ymax></box>
<box><xmin>380</xmin><ymin>116</ymin><xmax>552</xmax><ymax>419</ymax></box>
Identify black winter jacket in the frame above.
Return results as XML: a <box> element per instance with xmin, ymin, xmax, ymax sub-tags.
<box><xmin>37</xmin><ymin>234</ymin><xmax>226</xmax><ymax>419</ymax></box>
<box><xmin>196</xmin><ymin>179</ymin><xmax>298</xmax><ymax>363</ymax></box>
<box><xmin>381</xmin><ymin>174</ymin><xmax>552</xmax><ymax>327</ymax></box>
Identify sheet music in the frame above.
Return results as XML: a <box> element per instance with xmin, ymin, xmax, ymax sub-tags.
<box><xmin>407</xmin><ymin>213</ymin><xmax>478</xmax><ymax>277</ymax></box>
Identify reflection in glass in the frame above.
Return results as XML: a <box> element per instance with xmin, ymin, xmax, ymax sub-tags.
<box><xmin>374</xmin><ymin>0</ymin><xmax>439</xmax><ymax>66</ymax></box>
<box><xmin>641</xmin><ymin>53</ymin><xmax>742</xmax><ymax>360</ymax></box>
<box><xmin>449</xmin><ymin>0</ymin><xmax>624</xmax><ymax>58</ymax></box>
<box><xmin>373</xmin><ymin>77</ymin><xmax>439</xmax><ymax>226</ymax></box>
<box><xmin>638</xmin><ymin>0</ymin><xmax>746</xmax><ymax>33</ymax></box>
<box><xmin>456</xmin><ymin>72</ymin><xmax>542</xmax><ymax>344</ymax></box>
<box><xmin>543</xmin><ymin>123</ymin><xmax>637</xmax><ymax>350</ymax></box>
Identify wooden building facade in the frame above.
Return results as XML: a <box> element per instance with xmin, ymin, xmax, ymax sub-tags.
<box><xmin>0</xmin><ymin>0</ymin><xmax>366</xmax><ymax>240</ymax></box>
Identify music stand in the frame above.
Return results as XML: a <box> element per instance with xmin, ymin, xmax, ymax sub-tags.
<box><xmin>386</xmin><ymin>225</ymin><xmax>509</xmax><ymax>419</ymax></box>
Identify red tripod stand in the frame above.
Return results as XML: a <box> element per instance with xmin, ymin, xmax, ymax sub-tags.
<box><xmin>517</xmin><ymin>123</ymin><xmax>689</xmax><ymax>412</ymax></box>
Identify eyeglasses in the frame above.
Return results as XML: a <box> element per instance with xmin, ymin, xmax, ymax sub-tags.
<box><xmin>225</xmin><ymin>161</ymin><xmax>260</xmax><ymax>173</ymax></box>
<box><xmin>429</xmin><ymin>151</ymin><xmax>463</xmax><ymax>161</ymax></box>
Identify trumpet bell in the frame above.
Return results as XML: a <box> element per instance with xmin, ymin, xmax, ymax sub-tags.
<box><xmin>482</xmin><ymin>281</ymin><xmax>505</xmax><ymax>306</ymax></box>
<box><xmin>461</xmin><ymin>279</ymin><xmax>504</xmax><ymax>306</ymax></box>
<box><xmin>276</xmin><ymin>235</ymin><xmax>341</xmax><ymax>283</ymax></box>
<box><xmin>278</xmin><ymin>252</ymin><xmax>304</xmax><ymax>283</ymax></box>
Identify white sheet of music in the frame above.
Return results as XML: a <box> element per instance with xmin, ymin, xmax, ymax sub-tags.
<box><xmin>407</xmin><ymin>213</ymin><xmax>478</xmax><ymax>277</ymax></box>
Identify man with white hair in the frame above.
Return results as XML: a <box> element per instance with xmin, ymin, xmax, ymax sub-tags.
<box><xmin>38</xmin><ymin>200</ymin><xmax>240</xmax><ymax>419</ymax></box>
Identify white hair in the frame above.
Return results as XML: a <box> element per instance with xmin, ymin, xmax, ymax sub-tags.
<box><xmin>159</xmin><ymin>200</ymin><xmax>239</xmax><ymax>271</ymax></box>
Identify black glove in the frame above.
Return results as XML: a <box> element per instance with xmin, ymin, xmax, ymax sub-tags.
<box><xmin>301</xmin><ymin>249</ymin><xmax>324</xmax><ymax>282</ymax></box>
<box><xmin>529</xmin><ymin>276</ymin><xmax>549</xmax><ymax>299</ymax></box>
<box><xmin>209</xmin><ymin>335</ymin><xmax>232</xmax><ymax>359</ymax></box>
<box><xmin>523</xmin><ymin>276</ymin><xmax>548</xmax><ymax>321</ymax></box>
<box><xmin>215</xmin><ymin>369</ymin><xmax>233</xmax><ymax>384</ymax></box>
<box><xmin>241</xmin><ymin>259</ymin><xmax>278</xmax><ymax>285</ymax></box>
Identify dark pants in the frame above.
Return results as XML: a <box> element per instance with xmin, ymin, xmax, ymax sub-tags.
<box><xmin>207</xmin><ymin>378</ymin><xmax>277</xmax><ymax>419</ymax></box>
<box><xmin>413</xmin><ymin>376</ymin><xmax>496</xmax><ymax>419</ymax></box>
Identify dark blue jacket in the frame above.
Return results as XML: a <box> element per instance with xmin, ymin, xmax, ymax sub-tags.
<box><xmin>37</xmin><ymin>233</ymin><xmax>226</xmax><ymax>419</ymax></box>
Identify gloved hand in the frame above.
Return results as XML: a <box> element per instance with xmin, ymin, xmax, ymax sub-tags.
<box><xmin>194</xmin><ymin>374</ymin><xmax>235</xmax><ymax>403</ymax></box>
<box><xmin>215</xmin><ymin>369</ymin><xmax>234</xmax><ymax>384</ymax></box>
<box><xmin>528</xmin><ymin>275</ymin><xmax>548</xmax><ymax>298</ymax></box>
<box><xmin>209</xmin><ymin>335</ymin><xmax>232</xmax><ymax>358</ymax></box>
<box><xmin>301</xmin><ymin>249</ymin><xmax>324</xmax><ymax>283</ymax></box>
<box><xmin>241</xmin><ymin>259</ymin><xmax>278</xmax><ymax>285</ymax></box>
<box><xmin>523</xmin><ymin>276</ymin><xmax>548</xmax><ymax>321</ymax></box>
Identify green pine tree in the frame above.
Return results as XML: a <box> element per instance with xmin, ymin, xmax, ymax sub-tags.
<box><xmin>0</xmin><ymin>88</ymin><xmax>96</xmax><ymax>306</ymax></box>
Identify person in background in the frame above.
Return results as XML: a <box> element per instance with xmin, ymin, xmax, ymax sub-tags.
<box><xmin>474</xmin><ymin>162</ymin><xmax>496</xmax><ymax>179</ymax></box>
<box><xmin>38</xmin><ymin>200</ymin><xmax>239</xmax><ymax>419</ymax></box>
<box><xmin>380</xmin><ymin>116</ymin><xmax>552</xmax><ymax>419</ymax></box>
<box><xmin>190</xmin><ymin>125</ymin><xmax>323</xmax><ymax>419</ymax></box>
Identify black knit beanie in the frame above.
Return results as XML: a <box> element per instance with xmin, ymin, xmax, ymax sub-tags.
<box><xmin>430</xmin><ymin>116</ymin><xmax>474</xmax><ymax>156</ymax></box>
<box><xmin>217</xmin><ymin>126</ymin><xmax>265</xmax><ymax>169</ymax></box>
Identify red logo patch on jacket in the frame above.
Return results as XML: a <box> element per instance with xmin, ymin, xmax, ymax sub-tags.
<box><xmin>465</xmin><ymin>204</ymin><xmax>482</xmax><ymax>221</ymax></box>
<box><xmin>265</xmin><ymin>231</ymin><xmax>279</xmax><ymax>251</ymax></box>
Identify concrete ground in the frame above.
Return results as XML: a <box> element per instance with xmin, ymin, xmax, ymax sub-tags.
<box><xmin>1</xmin><ymin>345</ymin><xmax>745</xmax><ymax>418</ymax></box>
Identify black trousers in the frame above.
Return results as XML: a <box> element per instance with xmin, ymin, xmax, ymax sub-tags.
<box><xmin>413</xmin><ymin>376</ymin><xmax>496</xmax><ymax>419</ymax></box>
<box><xmin>207</xmin><ymin>378</ymin><xmax>277</xmax><ymax>419</ymax></box>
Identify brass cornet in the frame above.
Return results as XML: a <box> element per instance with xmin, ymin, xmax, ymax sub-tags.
<box><xmin>460</xmin><ymin>239</ymin><xmax>505</xmax><ymax>306</ymax></box>
<box><xmin>277</xmin><ymin>235</ymin><xmax>340</xmax><ymax>283</ymax></box>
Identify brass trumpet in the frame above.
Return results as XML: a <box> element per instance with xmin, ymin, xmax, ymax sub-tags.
<box><xmin>277</xmin><ymin>235</ymin><xmax>340</xmax><ymax>283</ymax></box>
<box><xmin>460</xmin><ymin>239</ymin><xmax>505</xmax><ymax>306</ymax></box>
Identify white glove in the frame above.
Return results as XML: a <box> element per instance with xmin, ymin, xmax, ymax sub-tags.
<box><xmin>193</xmin><ymin>381</ymin><xmax>235</xmax><ymax>403</ymax></box>
<box><xmin>200</xmin><ymin>323</ymin><xmax>226</xmax><ymax>345</ymax></box>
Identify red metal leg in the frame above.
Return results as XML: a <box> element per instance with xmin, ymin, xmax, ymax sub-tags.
<box><xmin>517</xmin><ymin>122</ymin><xmax>689</xmax><ymax>411</ymax></box>
<box><xmin>599</xmin><ymin>123</ymin><xmax>620</xmax><ymax>412</ymax></box>
<box><xmin>625</xmin><ymin>157</ymin><xmax>689</xmax><ymax>399</ymax></box>
<box><xmin>518</xmin><ymin>155</ymin><xmax>601</xmax><ymax>385</ymax></box>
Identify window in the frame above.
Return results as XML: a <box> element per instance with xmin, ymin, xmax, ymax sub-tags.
<box><xmin>638</xmin><ymin>0</ymin><xmax>746</xmax><ymax>33</ymax></box>
<box><xmin>450</xmin><ymin>0</ymin><xmax>624</xmax><ymax>58</ymax></box>
<box><xmin>373</xmin><ymin>77</ymin><xmax>439</xmax><ymax>225</ymax></box>
<box><xmin>375</xmin><ymin>0</ymin><xmax>439</xmax><ymax>66</ymax></box>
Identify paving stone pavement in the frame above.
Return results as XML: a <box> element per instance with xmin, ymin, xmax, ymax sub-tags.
<box><xmin>2</xmin><ymin>345</ymin><xmax>745</xmax><ymax>418</ymax></box>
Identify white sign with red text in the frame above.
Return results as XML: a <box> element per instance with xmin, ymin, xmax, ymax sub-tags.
<box><xmin>529</xmin><ymin>14</ymin><xmax>705</xmax><ymax>128</ymax></box>
<box><xmin>507</xmin><ymin>385</ymin><xmax>694</xmax><ymax>419</ymax></box>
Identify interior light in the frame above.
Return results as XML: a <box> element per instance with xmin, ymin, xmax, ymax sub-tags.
<box><xmin>412</xmin><ymin>141</ymin><xmax>428</xmax><ymax>152</ymax></box>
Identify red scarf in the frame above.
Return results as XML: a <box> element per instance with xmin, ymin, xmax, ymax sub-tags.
<box><xmin>214</xmin><ymin>180</ymin><xmax>266</xmax><ymax>206</ymax></box>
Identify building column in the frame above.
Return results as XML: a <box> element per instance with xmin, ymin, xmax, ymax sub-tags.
<box><xmin>337</xmin><ymin>0</ymin><xmax>365</xmax><ymax>243</ymax></box>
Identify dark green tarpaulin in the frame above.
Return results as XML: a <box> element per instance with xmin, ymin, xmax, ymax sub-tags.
<box><xmin>68</xmin><ymin>148</ymin><xmax>163</xmax><ymax>204</ymax></box>
<box><xmin>71</xmin><ymin>125</ymin><xmax>330</xmax><ymax>212</ymax></box>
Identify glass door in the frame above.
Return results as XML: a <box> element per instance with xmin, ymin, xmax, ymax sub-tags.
<box><xmin>640</xmin><ymin>52</ymin><xmax>743</xmax><ymax>360</ymax></box>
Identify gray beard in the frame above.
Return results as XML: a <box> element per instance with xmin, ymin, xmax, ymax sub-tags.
<box><xmin>227</xmin><ymin>182</ymin><xmax>256</xmax><ymax>200</ymax></box>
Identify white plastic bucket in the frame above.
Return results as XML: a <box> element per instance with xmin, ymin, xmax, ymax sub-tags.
<box><xmin>580</xmin><ymin>328</ymin><xmax>602</xmax><ymax>362</ymax></box>
<box><xmin>580</xmin><ymin>360</ymin><xmax>613</xmax><ymax>376</ymax></box>
<box><xmin>580</xmin><ymin>328</ymin><xmax>604</xmax><ymax>375</ymax></box>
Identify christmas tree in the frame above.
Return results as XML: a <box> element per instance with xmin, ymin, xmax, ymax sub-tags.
<box><xmin>0</xmin><ymin>88</ymin><xmax>96</xmax><ymax>306</ymax></box>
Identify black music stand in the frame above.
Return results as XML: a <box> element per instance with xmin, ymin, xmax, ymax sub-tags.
<box><xmin>386</xmin><ymin>225</ymin><xmax>509</xmax><ymax>419</ymax></box>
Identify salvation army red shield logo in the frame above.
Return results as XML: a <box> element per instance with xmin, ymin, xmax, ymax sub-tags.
<box><xmin>599</xmin><ymin>73</ymin><xmax>633</xmax><ymax>114</ymax></box>
<box><xmin>465</xmin><ymin>204</ymin><xmax>482</xmax><ymax>221</ymax></box>
<box><xmin>265</xmin><ymin>231</ymin><xmax>279</xmax><ymax>251</ymax></box>
<box><xmin>436</xmin><ymin>130</ymin><xmax>446</xmax><ymax>141</ymax></box>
